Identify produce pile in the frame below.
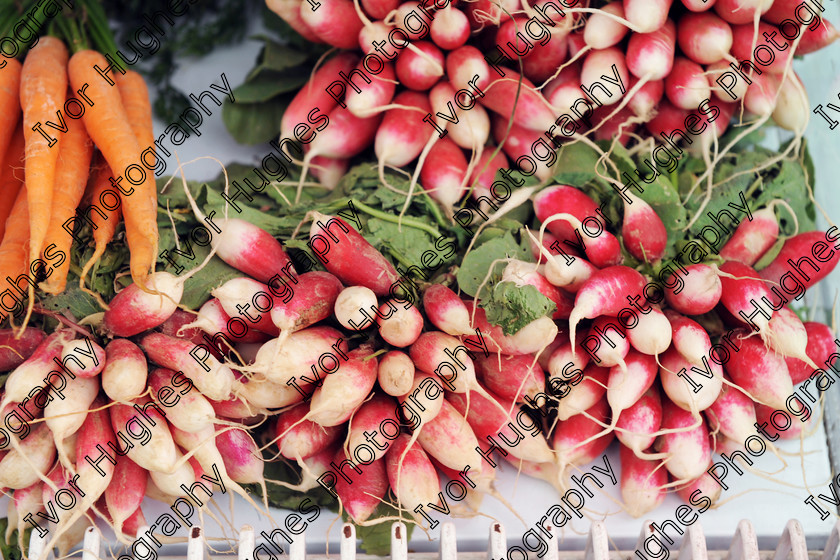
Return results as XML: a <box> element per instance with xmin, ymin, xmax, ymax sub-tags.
<box><xmin>0</xmin><ymin>0</ymin><xmax>839</xmax><ymax>556</ymax></box>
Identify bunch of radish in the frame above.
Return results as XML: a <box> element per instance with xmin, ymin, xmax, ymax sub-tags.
<box><xmin>266</xmin><ymin>0</ymin><xmax>837</xmax><ymax>200</ymax></box>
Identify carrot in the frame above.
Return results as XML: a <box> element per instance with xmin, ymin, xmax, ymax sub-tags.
<box><xmin>67</xmin><ymin>50</ymin><xmax>157</xmax><ymax>288</ymax></box>
<box><xmin>0</xmin><ymin>58</ymin><xmax>21</xmax><ymax>175</ymax></box>
<box><xmin>20</xmin><ymin>37</ymin><xmax>68</xmax><ymax>284</ymax></box>
<box><xmin>0</xmin><ymin>187</ymin><xmax>30</xmax><ymax>318</ymax></box>
<box><xmin>78</xmin><ymin>155</ymin><xmax>122</xmax><ymax>292</ymax></box>
<box><xmin>40</xmin><ymin>94</ymin><xmax>94</xmax><ymax>294</ymax></box>
<box><xmin>0</xmin><ymin>125</ymin><xmax>25</xmax><ymax>242</ymax></box>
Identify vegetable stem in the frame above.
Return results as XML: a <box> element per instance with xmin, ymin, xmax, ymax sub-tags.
<box><xmin>351</xmin><ymin>199</ymin><xmax>443</xmax><ymax>239</ymax></box>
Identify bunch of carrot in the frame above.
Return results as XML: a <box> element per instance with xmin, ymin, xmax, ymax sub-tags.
<box><xmin>0</xmin><ymin>36</ymin><xmax>158</xmax><ymax>320</ymax></box>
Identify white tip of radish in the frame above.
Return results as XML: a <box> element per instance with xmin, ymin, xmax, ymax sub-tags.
<box><xmin>334</xmin><ymin>286</ymin><xmax>378</xmax><ymax>330</ymax></box>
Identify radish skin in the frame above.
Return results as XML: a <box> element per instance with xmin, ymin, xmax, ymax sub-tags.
<box><xmin>620</xmin><ymin>444</ymin><xmax>667</xmax><ymax>518</ymax></box>
<box><xmin>423</xmin><ymin>284</ymin><xmax>472</xmax><ymax>336</ymax></box>
<box><xmin>615</xmin><ymin>387</ymin><xmax>662</xmax><ymax>456</ymax></box>
<box><xmin>624</xmin><ymin>0</ymin><xmax>673</xmax><ymax>33</ymax></box>
<box><xmin>625</xmin><ymin>306</ymin><xmax>672</xmax><ymax>356</ymax></box>
<box><xmin>626</xmin><ymin>20</ymin><xmax>676</xmax><ymax>81</ymax></box>
<box><xmin>663</xmin><ymin>263</ymin><xmax>722</xmax><ymax>315</ymax></box>
<box><xmin>719</xmin><ymin>206</ymin><xmax>778</xmax><ymax>266</ymax></box>
<box><xmin>378</xmin><ymin>351</ymin><xmax>415</xmax><ymax>397</ymax></box>
<box><xmin>308</xmin><ymin>347</ymin><xmax>378</xmax><ymax>427</ymax></box>
<box><xmin>557</xmin><ymin>363</ymin><xmax>609</xmax><ymax>421</ymax></box>
<box><xmin>656</xmin><ymin>400</ymin><xmax>711</xmax><ymax>480</ymax></box>
<box><xmin>102</xmin><ymin>272</ymin><xmax>184</xmax><ymax>337</ymax></box>
<box><xmin>659</xmin><ymin>345</ymin><xmax>723</xmax><ymax>412</ymax></box>
<box><xmin>622</xmin><ymin>191</ymin><xmax>667</xmax><ymax>262</ymax></box>
<box><xmin>149</xmin><ymin>368</ymin><xmax>215</xmax><ymax>433</ymax></box>
<box><xmin>725</xmin><ymin>328</ymin><xmax>793</xmax><ymax>410</ymax></box>
<box><xmin>0</xmin><ymin>328</ymin><xmax>46</xmax><ymax>372</ymax></box>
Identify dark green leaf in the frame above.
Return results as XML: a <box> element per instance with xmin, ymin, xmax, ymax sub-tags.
<box><xmin>231</xmin><ymin>71</ymin><xmax>310</xmax><ymax>104</ymax></box>
<box><xmin>456</xmin><ymin>234</ymin><xmax>530</xmax><ymax>298</ymax></box>
<box><xmin>40</xmin><ymin>286</ymin><xmax>105</xmax><ymax>320</ymax></box>
<box><xmin>481</xmin><ymin>282</ymin><xmax>555</xmax><ymax>335</ymax></box>
<box><xmin>222</xmin><ymin>95</ymin><xmax>293</xmax><ymax>145</ymax></box>
<box><xmin>552</xmin><ymin>142</ymin><xmax>601</xmax><ymax>186</ymax></box>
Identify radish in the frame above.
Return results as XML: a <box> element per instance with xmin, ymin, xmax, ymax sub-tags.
<box><xmin>309</xmin><ymin>213</ymin><xmax>399</xmax><ymax>295</ymax></box>
<box><xmin>624</xmin><ymin>0</ymin><xmax>674</xmax><ymax>33</ymax></box>
<box><xmin>479</xmin><ymin>71</ymin><xmax>557</xmax><ymax>131</ymax></box>
<box><xmin>522</xmin><ymin>36</ymin><xmax>569</xmax><ymax>83</ymax></box>
<box><xmin>333</xmin><ymin>449</ymin><xmax>388</xmax><ymax>523</ymax></box>
<box><xmin>759</xmin><ymin>231</ymin><xmax>840</xmax><ymax>291</ymax></box>
<box><xmin>545</xmin><ymin>64</ymin><xmax>583</xmax><ymax>114</ymax></box>
<box><xmin>744</xmin><ymin>72</ymin><xmax>778</xmax><ymax>115</ymax></box>
<box><xmin>584</xmin><ymin>2</ymin><xmax>629</xmax><ymax>49</ymax></box>
<box><xmin>303</xmin><ymin>107</ymin><xmax>382</xmax><ymax>173</ymax></box>
<box><xmin>430</xmin><ymin>6</ymin><xmax>470</xmax><ymax>50</ymax></box>
<box><xmin>445</xmin><ymin>46</ymin><xmax>491</xmax><ymax>93</ymax></box>
<box><xmin>149</xmin><ymin>449</ymin><xmax>197</xmax><ymax>496</ymax></box>
<box><xmin>492</xmin><ymin>117</ymin><xmax>555</xmax><ymax>182</ymax></box>
<box><xmin>3</xmin><ymin>329</ymin><xmax>73</xmax><ymax>408</ymax></box>
<box><xmin>360</xmin><ymin>0</ymin><xmax>399</xmax><ymax>19</ymax></box>
<box><xmin>620</xmin><ymin>444</ymin><xmax>667</xmax><ymax>518</ymax></box>
<box><xmin>547</xmin><ymin>337</ymin><xmax>589</xmax><ymax>394</ymax></box>
<box><xmin>656</xmin><ymin>400</ymin><xmax>711</xmax><ymax>481</ymax></box>
<box><xmin>627</xmin><ymin>77</ymin><xmax>664</xmax><ymax>118</ymax></box>
<box><xmin>429</xmin><ymin>81</ymin><xmax>490</xmax><ymax>151</ymax></box>
<box><xmin>448</xmin><ymin>390</ymin><xmax>554</xmax><ymax>464</ymax></box>
<box><xmin>308</xmin><ymin>346</ymin><xmax>378</xmax><ymax>427</ymax></box>
<box><xmin>718</xmin><ymin>206</ymin><xmax>778</xmax><ymax>266</ymax></box>
<box><xmin>626</xmin><ymin>20</ymin><xmax>676</xmax><ymax>81</ymax></box>
<box><xmin>0</xmin><ymin>328</ymin><xmax>45</xmax><ymax>372</ymax></box>
<box><xmin>665</xmin><ymin>56</ymin><xmax>712</xmax><ymax>109</ymax></box>
<box><xmin>215</xmin><ymin>425</ymin><xmax>265</xmax><ymax>485</ymax></box>
<box><xmin>464</xmin><ymin>303</ymin><xmax>558</xmax><ymax>355</ymax></box>
<box><xmin>529</xmin><ymin>233</ymin><xmax>598</xmax><ymax>292</ymax></box>
<box><xmin>234</xmin><ymin>374</ymin><xmax>306</xmax><ymax>409</ymax></box>
<box><xmin>190</xmin><ymin>299</ymin><xmax>270</xmax><ymax>346</ymax></box>
<box><xmin>310</xmin><ymin>155</ymin><xmax>349</xmax><ymax>190</ymax></box>
<box><xmin>335</xmin><ymin>286</ymin><xmax>378</xmax><ymax>330</ymax></box>
<box><xmin>581</xmin><ymin>47</ymin><xmax>629</xmax><ymax>107</ymax></box>
<box><xmin>786</xmin><ymin>322</ymin><xmax>836</xmax><ymax>385</ymax></box>
<box><xmin>615</xmin><ymin>387</ymin><xmax>662</xmax><ymax>457</ymax></box>
<box><xmin>269</xmin><ymin>271</ymin><xmax>344</xmax><ymax>333</ymax></box>
<box><xmin>396</xmin><ymin>41</ymin><xmax>445</xmax><ymax>91</ymax></box>
<box><xmin>494</xmin><ymin>16</ymin><xmax>537</xmax><ymax>59</ymax></box>
<box><xmin>149</xmin><ymin>368</ymin><xmax>215</xmax><ymax>433</ymax></box>
<box><xmin>607</xmin><ymin>350</ymin><xmax>658</xmax><ymax>419</ymax></box>
<box><xmin>376</xmin><ymin>91</ymin><xmax>432</xmax><ymax>176</ymax></box>
<box><xmin>474</xmin><ymin>353</ymin><xmax>546</xmax><ymax>404</ymax></box>
<box><xmin>725</xmin><ymin>328</ymin><xmax>793</xmax><ymax>410</ymax></box>
<box><xmin>385</xmin><ymin>434</ymin><xmax>441</xmax><ymax>521</ymax></box>
<box><xmin>665</xmin><ymin>310</ymin><xmax>713</xmax><ymax>364</ymax></box>
<box><xmin>12</xmin><ymin>482</ymin><xmax>43</xmax><ymax>542</ymax></box>
<box><xmin>675</xmin><ymin>471</ymin><xmax>721</xmax><ymax>508</ymax></box>
<box><xmin>109</xmin><ymin>398</ymin><xmax>178</xmax><ymax>474</ymax></box>
<box><xmin>378</xmin><ymin>350</ymin><xmax>415</xmax><ymax>396</ymax></box>
<box><xmin>140</xmin><ymin>332</ymin><xmax>236</xmax><ymax>401</ymax></box>
<box><xmin>211</xmin><ymin>278</ymin><xmax>280</xmax><ymax>336</ymax></box>
<box><xmin>718</xmin><ymin>260</ymin><xmax>775</xmax><ymax>334</ymax></box>
<box><xmin>677</xmin><ymin>12</ymin><xmax>733</xmax><ymax>64</ymax></box>
<box><xmin>249</xmin><ymin>325</ymin><xmax>349</xmax><ymax>387</ymax></box>
<box><xmin>714</xmin><ymin>0</ymin><xmax>773</xmax><ymax>25</ymax></box>
<box><xmin>209</xmin><ymin>219</ymin><xmax>296</xmax><ymax>285</ymax></box>
<box><xmin>423</xmin><ymin>284</ymin><xmax>472</xmax><ymax>336</ymax></box>
<box><xmin>659</xmin><ymin>345</ymin><xmax>723</xmax><ymax>412</ymax></box>
<box><xmin>582</xmin><ymin>316</ymin><xmax>630</xmax><ymax>372</ymax></box>
<box><xmin>552</xmin><ymin>399</ymin><xmax>613</xmax><ymax>468</ymax></box>
<box><xmin>158</xmin><ymin>308</ymin><xmax>211</xmax><ymax>347</ymax></box>
<box><xmin>102</xmin><ymin>339</ymin><xmax>148</xmax><ymax>402</ymax></box>
<box><xmin>467</xmin><ymin>148</ymin><xmax>508</xmax><ymax>202</ymax></box>
<box><xmin>663</xmin><ymin>263</ymin><xmax>722</xmax><ymax>315</ymax></box>
<box><xmin>622</xmin><ymin>190</ymin><xmax>667</xmax><ymax>262</ymax></box>
<box><xmin>567</xmin><ymin>265</ymin><xmax>647</xmax><ymax>351</ymax></box>
<box><xmin>0</xmin><ymin>423</ymin><xmax>55</xmax><ymax>489</ymax></box>
<box><xmin>705</xmin><ymin>377</ymin><xmax>758</xmax><ymax>443</ymax></box>
<box><xmin>209</xmin><ymin>394</ymin><xmax>263</xmax><ymax>420</ymax></box>
<box><xmin>105</xmin><ymin>455</ymin><xmax>147</xmax><ymax>537</ymax></box>
<box><xmin>346</xmin><ymin>394</ymin><xmax>400</xmax><ymax>462</ymax></box>
<box><xmin>557</xmin><ymin>363</ymin><xmax>609</xmax><ymax>421</ymax></box>
<box><xmin>102</xmin><ymin>272</ymin><xmax>184</xmax><ymax>337</ymax></box>
<box><xmin>346</xmin><ymin>61</ymin><xmax>397</xmax><ymax>118</ymax></box>
<box><xmin>772</xmin><ymin>72</ymin><xmax>809</xmax><ymax>132</ymax></box>
<box><xmin>299</xmin><ymin>0</ymin><xmax>365</xmax><ymax>49</ymax></box>
<box><xmin>625</xmin><ymin>306</ymin><xmax>672</xmax><ymax>356</ymax></box>
<box><xmin>730</xmin><ymin>21</ymin><xmax>793</xmax><ymax>74</ymax></box>
<box><xmin>378</xmin><ymin>299</ymin><xmax>424</xmax><ymax>347</ymax></box>
<box><xmin>398</xmin><ymin>373</ymin><xmax>445</xmax><ymax>430</ymax></box>
<box><xmin>707</xmin><ymin>59</ymin><xmax>749</xmax><ymax>101</ymax></box>
<box><xmin>416</xmin><ymin>399</ymin><xmax>487</xmax><ymax>483</ymax></box>
<box><xmin>681</xmin><ymin>0</ymin><xmax>716</xmax><ymax>10</ymax></box>
<box><xmin>266</xmin><ymin>0</ymin><xmax>326</xmax><ymax>46</ymax></box>
<box><xmin>501</xmin><ymin>260</ymin><xmax>575</xmax><ymax>320</ymax></box>
<box><xmin>420</xmin><ymin>136</ymin><xmax>468</xmax><ymax>208</ymax></box>
<box><xmin>463</xmin><ymin>0</ymin><xmax>518</xmax><ymax>28</ymax></box>
<box><xmin>410</xmin><ymin>331</ymin><xmax>478</xmax><ymax>392</ymax></box>
<box><xmin>755</xmin><ymin>401</ymin><xmax>810</xmax><ymax>440</ymax></box>
<box><xmin>44</xmin><ymin>375</ymin><xmax>99</xmax><ymax>467</ymax></box>
<box><xmin>766</xmin><ymin>307</ymin><xmax>818</xmax><ymax>368</ymax></box>
<box><xmin>58</xmin><ymin>338</ymin><xmax>105</xmax><ymax>378</ymax></box>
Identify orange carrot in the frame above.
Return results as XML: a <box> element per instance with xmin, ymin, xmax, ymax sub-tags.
<box><xmin>0</xmin><ymin>59</ymin><xmax>22</xmax><ymax>173</ymax></box>
<box><xmin>78</xmin><ymin>154</ymin><xmax>122</xmax><ymax>295</ymax></box>
<box><xmin>40</xmin><ymin>92</ymin><xmax>94</xmax><ymax>294</ymax></box>
<box><xmin>0</xmin><ymin>125</ymin><xmax>25</xmax><ymax>243</ymax></box>
<box><xmin>67</xmin><ymin>50</ymin><xmax>157</xmax><ymax>289</ymax></box>
<box><xmin>20</xmin><ymin>36</ymin><xmax>68</xmax><ymax>272</ymax></box>
<box><xmin>0</xmin><ymin>187</ymin><xmax>31</xmax><ymax>324</ymax></box>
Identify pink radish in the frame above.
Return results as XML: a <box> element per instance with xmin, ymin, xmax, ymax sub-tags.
<box><xmin>149</xmin><ymin>368</ymin><xmax>215</xmax><ymax>433</ymax></box>
<box><xmin>106</xmin><ymin>455</ymin><xmax>147</xmax><ymax>536</ymax></box>
<box><xmin>249</xmin><ymin>325</ymin><xmax>349</xmax><ymax>387</ymax></box>
<box><xmin>158</xmin><ymin>309</ymin><xmax>211</xmax><ymax>347</ymax></box>
<box><xmin>309</xmin><ymin>213</ymin><xmax>399</xmax><ymax>295</ymax></box>
<box><xmin>659</xmin><ymin>345</ymin><xmax>723</xmax><ymax>411</ymax></box>
<box><xmin>102</xmin><ymin>339</ymin><xmax>147</xmax><ymax>402</ymax></box>
<box><xmin>211</xmin><ymin>277</ymin><xmax>280</xmax><ymax>336</ymax></box>
<box><xmin>557</xmin><ymin>363</ymin><xmax>609</xmax><ymax>420</ymax></box>
<box><xmin>467</xmin><ymin>148</ymin><xmax>508</xmax><ymax>199</ymax></box>
<box><xmin>333</xmin><ymin>449</ymin><xmax>388</xmax><ymax>523</ymax></box>
<box><xmin>580</xmin><ymin>47</ymin><xmax>629</xmax><ymax>107</ymax></box>
<box><xmin>0</xmin><ymin>423</ymin><xmax>55</xmax><ymax>488</ymax></box>
<box><xmin>522</xmin><ymin>36</ymin><xmax>569</xmax><ymax>83</ymax></box>
<box><xmin>494</xmin><ymin>16</ymin><xmax>536</xmax><ymax>59</ymax></box>
<box><xmin>308</xmin><ymin>347</ymin><xmax>378</xmax><ymax>427</ymax></box>
<box><xmin>626</xmin><ymin>20</ymin><xmax>676</xmax><ymax>81</ymax></box>
<box><xmin>2</xmin><ymin>329</ymin><xmax>73</xmax><ymax>407</ymax></box>
<box><xmin>744</xmin><ymin>72</ymin><xmax>778</xmax><ymax>116</ymax></box>
<box><xmin>345</xmin><ymin>61</ymin><xmax>397</xmax><ymax>118</ymax></box>
<box><xmin>361</xmin><ymin>0</ymin><xmax>399</xmax><ymax>19</ymax></box>
<box><xmin>708</xmin><ymin>59</ymin><xmax>749</xmax><ymax>101</ymax></box>
<box><xmin>501</xmin><ymin>260</ymin><xmax>575</xmax><ymax>320</ymax></box>
<box><xmin>529</xmin><ymin>234</ymin><xmax>597</xmax><ymax>292</ymax></box>
<box><xmin>12</xmin><ymin>482</ymin><xmax>44</xmax><ymax>541</ymax></box>
<box><xmin>665</xmin><ymin>56</ymin><xmax>712</xmax><ymax>109</ymax></box>
<box><xmin>676</xmin><ymin>471</ymin><xmax>721</xmax><ymax>508</ymax></box>
<box><xmin>464</xmin><ymin>302</ymin><xmax>559</xmax><ymax>355</ymax></box>
<box><xmin>190</xmin><ymin>299</ymin><xmax>270</xmax><ymax>347</ymax></box>
<box><xmin>705</xmin><ymin>377</ymin><xmax>758</xmax><ymax>443</ymax></box>
<box><xmin>109</xmin><ymin>398</ymin><xmax>178</xmax><ymax>473</ymax></box>
<box><xmin>448</xmin><ymin>390</ymin><xmax>554</xmax><ymax>463</ymax></box>
<box><xmin>140</xmin><ymin>332</ymin><xmax>235</xmax><ymax>401</ymax></box>
<box><xmin>786</xmin><ymin>321</ymin><xmax>836</xmax><ymax>385</ymax></box>
<box><xmin>444</xmin><ymin>46</ymin><xmax>491</xmax><ymax>93</ymax></box>
<box><xmin>719</xmin><ymin>206</ymin><xmax>778</xmax><ymax>266</ymax></box>
<box><xmin>148</xmin><ymin>449</ymin><xmax>197</xmax><ymax>497</ymax></box>
<box><xmin>420</xmin><ymin>136</ymin><xmax>468</xmax><ymax>207</ymax></box>
<box><xmin>665</xmin><ymin>310</ymin><xmax>713</xmax><ymax>364</ymax></box>
<box><xmin>725</xmin><ymin>328</ymin><xmax>793</xmax><ymax>410</ymax></box>
<box><xmin>305</xmin><ymin>106</ymin><xmax>382</xmax><ymax>162</ymax></box>
<box><xmin>282</xmin><ymin>52</ymin><xmax>358</xmax><ymax>136</ymax></box>
<box><xmin>590</xmin><ymin>106</ymin><xmax>638</xmax><ymax>146</ymax></box>
<box><xmin>346</xmin><ymin>393</ymin><xmax>400</xmax><ymax>462</ymax></box>
<box><xmin>625</xmin><ymin>306</ymin><xmax>673</xmax><ymax>355</ymax></box>
<box><xmin>644</xmin><ymin>98</ymin><xmax>691</xmax><ymax>138</ymax></box>
<box><xmin>102</xmin><ymin>271</ymin><xmax>184</xmax><ymax>337</ymax></box>
<box><xmin>423</xmin><ymin>284</ymin><xmax>472</xmax><ymax>335</ymax></box>
<box><xmin>615</xmin><ymin>387</ymin><xmax>662</xmax><ymax>456</ymax></box>
<box><xmin>378</xmin><ymin>300</ymin><xmax>424</xmax><ymax>347</ymax></box>
<box><xmin>429</xmin><ymin>81</ymin><xmax>490</xmax><ymax>151</ymax></box>
<box><xmin>299</xmin><ymin>0</ymin><xmax>364</xmax><ymax>48</ymax></box>
<box><xmin>474</xmin><ymin>353</ymin><xmax>546</xmax><ymax>404</ymax></box>
<box><xmin>547</xmin><ymin>337</ymin><xmax>589</xmax><ymax>393</ymax></box>
<box><xmin>627</xmin><ymin>77</ymin><xmax>664</xmax><ymax>118</ymax></box>
<box><xmin>431</xmin><ymin>6</ymin><xmax>470</xmax><ymax>50</ymax></box>
<box><xmin>378</xmin><ymin>350</ymin><xmax>415</xmax><ymax>396</ymax></box>
<box><xmin>480</xmin><ymin>70</ymin><xmax>557</xmax><ymax>131</ymax></box>
<box><xmin>584</xmin><ymin>2</ymin><xmax>629</xmax><ymax>49</ymax></box>
<box><xmin>232</xmin><ymin>373</ymin><xmax>306</xmax><ymax>410</ymax></box>
<box><xmin>620</xmin><ymin>444</ymin><xmax>667</xmax><ymax>517</ymax></box>
<box><xmin>582</xmin><ymin>316</ymin><xmax>630</xmax><ymax>371</ymax></box>
<box><xmin>663</xmin><ymin>263</ymin><xmax>722</xmax><ymax>315</ymax></box>
<box><xmin>209</xmin><ymin>394</ymin><xmax>262</xmax><ymax>420</ymax></box>
<box><xmin>268</xmin><ymin>270</ymin><xmax>343</xmax><ymax>333</ymax></box>
<box><xmin>409</xmin><ymin>331</ymin><xmax>478</xmax><ymax>392</ymax></box>
<box><xmin>416</xmin><ymin>399</ymin><xmax>487</xmax><ymax>483</ymax></box>
<box><xmin>44</xmin><ymin>375</ymin><xmax>99</xmax><ymax>466</ymax></box>
<box><xmin>759</xmin><ymin>231</ymin><xmax>840</xmax><ymax>290</ymax></box>
<box><xmin>682</xmin><ymin>0</ymin><xmax>716</xmax><ymax>9</ymax></box>
<box><xmin>492</xmin><ymin>117</ymin><xmax>555</xmax><ymax>181</ymax></box>
<box><xmin>334</xmin><ymin>286</ymin><xmax>378</xmax><ymax>330</ymax></box>
<box><xmin>607</xmin><ymin>350</ymin><xmax>658</xmax><ymax>417</ymax></box>
<box><xmin>215</xmin><ymin>425</ymin><xmax>265</xmax><ymax>485</ymax></box>
<box><xmin>766</xmin><ymin>306</ymin><xmax>818</xmax><ymax>368</ymax></box>
<box><xmin>656</xmin><ymin>399</ymin><xmax>711</xmax><ymax>480</ymax></box>
<box><xmin>463</xmin><ymin>0</ymin><xmax>518</xmax><ymax>28</ymax></box>
<box><xmin>718</xmin><ymin>260</ymin><xmax>775</xmax><ymax>333</ymax></box>
<box><xmin>568</xmin><ymin>265</ymin><xmax>646</xmax><ymax>350</ymax></box>
<box><xmin>376</xmin><ymin>90</ymin><xmax>432</xmax><ymax>171</ymax></box>
<box><xmin>552</xmin><ymin>399</ymin><xmax>613</xmax><ymax>467</ymax></box>
<box><xmin>545</xmin><ymin>65</ymin><xmax>583</xmax><ymax>114</ymax></box>
<box><xmin>730</xmin><ymin>21</ymin><xmax>793</xmax><ymax>73</ymax></box>
<box><xmin>755</xmin><ymin>401</ymin><xmax>810</xmax><ymax>440</ymax></box>
<box><xmin>622</xmin><ymin>190</ymin><xmax>667</xmax><ymax>262</ymax></box>
<box><xmin>714</xmin><ymin>0</ymin><xmax>773</xmax><ymax>24</ymax></box>
<box><xmin>207</xmin><ymin>219</ymin><xmax>296</xmax><ymax>285</ymax></box>
<box><xmin>772</xmin><ymin>72</ymin><xmax>809</xmax><ymax>132</ymax></box>
<box><xmin>0</xmin><ymin>328</ymin><xmax>45</xmax><ymax>372</ymax></box>
<box><xmin>385</xmin><ymin>434</ymin><xmax>441</xmax><ymax>520</ymax></box>
<box><xmin>532</xmin><ymin>185</ymin><xmax>623</xmax><ymax>268</ymax></box>
<box><xmin>398</xmin><ymin>373</ymin><xmax>445</xmax><ymax>429</ymax></box>
<box><xmin>623</xmin><ymin>0</ymin><xmax>674</xmax><ymax>33</ymax></box>
<box><xmin>677</xmin><ymin>12</ymin><xmax>733</xmax><ymax>64</ymax></box>
<box><xmin>266</xmin><ymin>0</ymin><xmax>326</xmax><ymax>45</ymax></box>
<box><xmin>310</xmin><ymin>155</ymin><xmax>348</xmax><ymax>190</ymax></box>
<box><xmin>58</xmin><ymin>338</ymin><xmax>105</xmax><ymax>378</ymax></box>
<box><xmin>567</xmin><ymin>31</ymin><xmax>588</xmax><ymax>58</ymax></box>
<box><xmin>396</xmin><ymin>41</ymin><xmax>445</xmax><ymax>91</ymax></box>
